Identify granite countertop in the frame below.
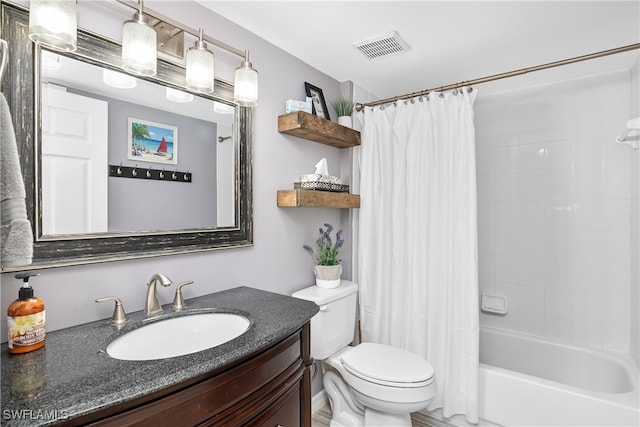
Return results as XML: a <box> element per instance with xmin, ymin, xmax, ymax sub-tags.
<box><xmin>0</xmin><ymin>286</ymin><xmax>319</xmax><ymax>426</ymax></box>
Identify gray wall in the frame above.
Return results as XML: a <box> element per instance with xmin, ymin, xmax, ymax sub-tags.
<box><xmin>69</xmin><ymin>86</ymin><xmax>219</xmax><ymax>231</ymax></box>
<box><xmin>1</xmin><ymin>1</ymin><xmax>353</xmax><ymax>345</ymax></box>
<box><xmin>106</xmin><ymin>98</ymin><xmax>218</xmax><ymax>232</ymax></box>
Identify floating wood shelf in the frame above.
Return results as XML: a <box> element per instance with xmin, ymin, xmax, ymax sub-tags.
<box><xmin>278</xmin><ymin>111</ymin><xmax>361</xmax><ymax>148</ymax></box>
<box><xmin>277</xmin><ymin>190</ymin><xmax>360</xmax><ymax>208</ymax></box>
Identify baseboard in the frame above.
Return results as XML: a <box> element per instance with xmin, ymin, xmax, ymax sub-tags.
<box><xmin>312</xmin><ymin>390</ymin><xmax>329</xmax><ymax>413</ymax></box>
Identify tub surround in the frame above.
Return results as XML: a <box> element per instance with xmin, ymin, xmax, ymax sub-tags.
<box><xmin>0</xmin><ymin>286</ymin><xmax>319</xmax><ymax>426</ymax></box>
<box><xmin>479</xmin><ymin>327</ymin><xmax>639</xmax><ymax>426</ymax></box>
<box><xmin>476</xmin><ymin>70</ymin><xmax>635</xmax><ymax>353</ymax></box>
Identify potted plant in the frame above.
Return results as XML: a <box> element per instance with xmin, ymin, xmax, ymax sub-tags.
<box><xmin>303</xmin><ymin>223</ymin><xmax>344</xmax><ymax>288</ymax></box>
<box><xmin>331</xmin><ymin>97</ymin><xmax>354</xmax><ymax>128</ymax></box>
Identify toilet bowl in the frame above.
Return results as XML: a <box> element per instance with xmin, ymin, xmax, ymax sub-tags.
<box><xmin>326</xmin><ymin>343</ymin><xmax>436</xmax><ymax>426</ymax></box>
<box><xmin>292</xmin><ymin>281</ymin><xmax>436</xmax><ymax>427</ymax></box>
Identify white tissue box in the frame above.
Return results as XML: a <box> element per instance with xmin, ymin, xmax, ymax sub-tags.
<box><xmin>300</xmin><ymin>174</ymin><xmax>322</xmax><ymax>182</ymax></box>
<box><xmin>286</xmin><ymin>97</ymin><xmax>313</xmax><ymax>114</ymax></box>
<box><xmin>300</xmin><ymin>174</ymin><xmax>342</xmax><ymax>183</ymax></box>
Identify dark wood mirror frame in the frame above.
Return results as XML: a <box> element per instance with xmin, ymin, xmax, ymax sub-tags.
<box><xmin>1</xmin><ymin>3</ymin><xmax>253</xmax><ymax>271</ymax></box>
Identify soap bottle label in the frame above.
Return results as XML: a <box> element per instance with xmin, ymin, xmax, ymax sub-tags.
<box><xmin>7</xmin><ymin>311</ymin><xmax>46</xmax><ymax>349</ymax></box>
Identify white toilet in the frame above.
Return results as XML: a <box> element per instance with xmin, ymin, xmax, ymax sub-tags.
<box><xmin>293</xmin><ymin>281</ymin><xmax>436</xmax><ymax>427</ymax></box>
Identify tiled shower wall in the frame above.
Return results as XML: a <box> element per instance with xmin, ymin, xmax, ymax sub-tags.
<box><xmin>475</xmin><ymin>69</ymin><xmax>636</xmax><ymax>354</ymax></box>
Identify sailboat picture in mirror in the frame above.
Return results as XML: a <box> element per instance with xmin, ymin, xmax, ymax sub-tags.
<box><xmin>0</xmin><ymin>3</ymin><xmax>253</xmax><ymax>270</ymax></box>
<box><xmin>127</xmin><ymin>118</ymin><xmax>178</xmax><ymax>165</ymax></box>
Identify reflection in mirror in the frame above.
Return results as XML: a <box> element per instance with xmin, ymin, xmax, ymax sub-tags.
<box><xmin>0</xmin><ymin>3</ymin><xmax>252</xmax><ymax>271</ymax></box>
<box><xmin>40</xmin><ymin>50</ymin><xmax>235</xmax><ymax>236</ymax></box>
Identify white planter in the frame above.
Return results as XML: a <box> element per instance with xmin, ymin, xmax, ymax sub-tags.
<box><xmin>314</xmin><ymin>264</ymin><xmax>342</xmax><ymax>289</ymax></box>
<box><xmin>338</xmin><ymin>116</ymin><xmax>352</xmax><ymax>128</ymax></box>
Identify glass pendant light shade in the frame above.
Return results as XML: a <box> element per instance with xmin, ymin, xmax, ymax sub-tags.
<box><xmin>121</xmin><ymin>7</ymin><xmax>157</xmax><ymax>76</ymax></box>
<box><xmin>234</xmin><ymin>52</ymin><xmax>258</xmax><ymax>107</ymax></box>
<box><xmin>185</xmin><ymin>30</ymin><xmax>214</xmax><ymax>94</ymax></box>
<box><xmin>166</xmin><ymin>87</ymin><xmax>194</xmax><ymax>103</ymax></box>
<box><xmin>28</xmin><ymin>0</ymin><xmax>77</xmax><ymax>52</ymax></box>
<box><xmin>103</xmin><ymin>69</ymin><xmax>137</xmax><ymax>89</ymax></box>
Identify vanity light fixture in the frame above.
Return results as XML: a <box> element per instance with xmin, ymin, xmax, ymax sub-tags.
<box><xmin>28</xmin><ymin>0</ymin><xmax>77</xmax><ymax>52</ymax></box>
<box><xmin>117</xmin><ymin>0</ymin><xmax>259</xmax><ymax>104</ymax></box>
<box><xmin>27</xmin><ymin>0</ymin><xmax>259</xmax><ymax>105</ymax></box>
<box><xmin>166</xmin><ymin>87</ymin><xmax>194</xmax><ymax>103</ymax></box>
<box><xmin>121</xmin><ymin>0</ymin><xmax>157</xmax><ymax>76</ymax></box>
<box><xmin>233</xmin><ymin>51</ymin><xmax>258</xmax><ymax>107</ymax></box>
<box><xmin>185</xmin><ymin>29</ymin><xmax>214</xmax><ymax>94</ymax></box>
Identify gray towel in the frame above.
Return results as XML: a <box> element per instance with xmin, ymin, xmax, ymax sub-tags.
<box><xmin>1</xmin><ymin>93</ymin><xmax>33</xmax><ymax>267</ymax></box>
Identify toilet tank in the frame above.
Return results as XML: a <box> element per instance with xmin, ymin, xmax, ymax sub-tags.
<box><xmin>292</xmin><ymin>281</ymin><xmax>358</xmax><ymax>360</ymax></box>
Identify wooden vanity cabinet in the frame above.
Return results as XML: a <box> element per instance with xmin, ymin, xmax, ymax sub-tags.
<box><xmin>68</xmin><ymin>324</ymin><xmax>312</xmax><ymax>427</ymax></box>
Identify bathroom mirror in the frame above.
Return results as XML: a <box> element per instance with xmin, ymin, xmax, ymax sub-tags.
<box><xmin>39</xmin><ymin>53</ymin><xmax>236</xmax><ymax>234</ymax></box>
<box><xmin>0</xmin><ymin>4</ymin><xmax>253</xmax><ymax>270</ymax></box>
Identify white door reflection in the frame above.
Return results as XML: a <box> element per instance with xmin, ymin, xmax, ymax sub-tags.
<box><xmin>41</xmin><ymin>85</ymin><xmax>108</xmax><ymax>235</ymax></box>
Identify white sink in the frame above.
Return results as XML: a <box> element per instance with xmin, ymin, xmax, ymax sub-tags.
<box><xmin>106</xmin><ymin>313</ymin><xmax>250</xmax><ymax>361</ymax></box>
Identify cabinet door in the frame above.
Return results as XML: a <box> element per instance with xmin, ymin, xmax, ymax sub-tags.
<box><xmin>84</xmin><ymin>333</ymin><xmax>304</xmax><ymax>427</ymax></box>
<box><xmin>250</xmin><ymin>383</ymin><xmax>301</xmax><ymax>427</ymax></box>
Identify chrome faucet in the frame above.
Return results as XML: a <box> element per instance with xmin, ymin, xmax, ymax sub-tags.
<box><xmin>144</xmin><ymin>273</ymin><xmax>173</xmax><ymax>316</ymax></box>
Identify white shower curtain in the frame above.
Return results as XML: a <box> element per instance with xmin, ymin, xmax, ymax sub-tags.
<box><xmin>357</xmin><ymin>89</ymin><xmax>479</xmax><ymax>423</ymax></box>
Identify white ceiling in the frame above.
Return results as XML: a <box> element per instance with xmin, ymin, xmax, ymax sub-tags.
<box><xmin>197</xmin><ymin>1</ymin><xmax>640</xmax><ymax>99</ymax></box>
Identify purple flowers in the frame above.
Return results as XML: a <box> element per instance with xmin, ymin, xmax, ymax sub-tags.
<box><xmin>303</xmin><ymin>223</ymin><xmax>344</xmax><ymax>266</ymax></box>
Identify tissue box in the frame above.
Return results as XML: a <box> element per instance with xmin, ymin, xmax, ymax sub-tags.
<box><xmin>300</xmin><ymin>174</ymin><xmax>342</xmax><ymax>183</ymax></box>
<box><xmin>285</xmin><ymin>97</ymin><xmax>313</xmax><ymax>114</ymax></box>
<box><xmin>300</xmin><ymin>174</ymin><xmax>322</xmax><ymax>182</ymax></box>
<box><xmin>296</xmin><ymin>174</ymin><xmax>348</xmax><ymax>192</ymax></box>
<box><xmin>294</xmin><ymin>181</ymin><xmax>349</xmax><ymax>193</ymax></box>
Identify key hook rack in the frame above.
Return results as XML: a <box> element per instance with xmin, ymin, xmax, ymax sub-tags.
<box><xmin>109</xmin><ymin>164</ymin><xmax>192</xmax><ymax>183</ymax></box>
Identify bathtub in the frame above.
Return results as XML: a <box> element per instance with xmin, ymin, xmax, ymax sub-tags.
<box><xmin>479</xmin><ymin>327</ymin><xmax>640</xmax><ymax>426</ymax></box>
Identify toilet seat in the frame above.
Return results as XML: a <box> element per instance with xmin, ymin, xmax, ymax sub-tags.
<box><xmin>340</xmin><ymin>343</ymin><xmax>435</xmax><ymax>388</ymax></box>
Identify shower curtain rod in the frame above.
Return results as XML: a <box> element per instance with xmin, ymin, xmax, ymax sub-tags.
<box><xmin>355</xmin><ymin>42</ymin><xmax>640</xmax><ymax>112</ymax></box>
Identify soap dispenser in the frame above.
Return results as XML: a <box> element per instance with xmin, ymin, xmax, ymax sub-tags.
<box><xmin>7</xmin><ymin>272</ymin><xmax>45</xmax><ymax>354</ymax></box>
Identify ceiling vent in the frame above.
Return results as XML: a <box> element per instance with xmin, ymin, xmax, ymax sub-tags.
<box><xmin>353</xmin><ymin>31</ymin><xmax>409</xmax><ymax>60</ymax></box>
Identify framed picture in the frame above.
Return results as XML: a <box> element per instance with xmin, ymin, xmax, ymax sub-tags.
<box><xmin>305</xmin><ymin>82</ymin><xmax>330</xmax><ymax>121</ymax></box>
<box><xmin>127</xmin><ymin>117</ymin><xmax>178</xmax><ymax>165</ymax></box>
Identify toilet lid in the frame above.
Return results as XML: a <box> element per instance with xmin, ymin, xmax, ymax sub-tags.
<box><xmin>341</xmin><ymin>343</ymin><xmax>434</xmax><ymax>387</ymax></box>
